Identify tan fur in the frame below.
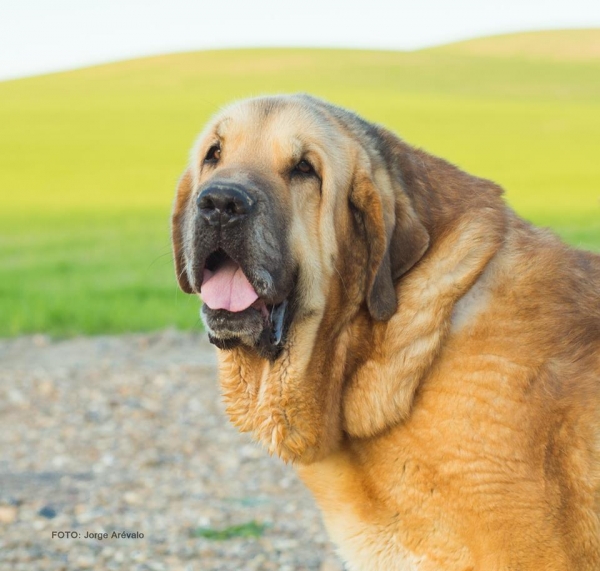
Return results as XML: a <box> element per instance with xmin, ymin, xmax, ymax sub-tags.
<box><xmin>172</xmin><ymin>95</ymin><xmax>600</xmax><ymax>570</ymax></box>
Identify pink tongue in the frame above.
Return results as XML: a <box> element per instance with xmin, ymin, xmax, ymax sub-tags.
<box><xmin>200</xmin><ymin>259</ymin><xmax>259</xmax><ymax>312</ymax></box>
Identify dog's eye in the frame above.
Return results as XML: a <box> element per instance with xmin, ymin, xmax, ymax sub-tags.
<box><xmin>293</xmin><ymin>159</ymin><xmax>316</xmax><ymax>177</ymax></box>
<box><xmin>204</xmin><ymin>145</ymin><xmax>221</xmax><ymax>163</ymax></box>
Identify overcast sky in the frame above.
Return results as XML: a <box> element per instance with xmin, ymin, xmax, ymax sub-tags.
<box><xmin>1</xmin><ymin>0</ymin><xmax>599</xmax><ymax>80</ymax></box>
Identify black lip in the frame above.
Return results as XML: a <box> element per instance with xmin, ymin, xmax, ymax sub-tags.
<box><xmin>208</xmin><ymin>335</ymin><xmax>242</xmax><ymax>350</ymax></box>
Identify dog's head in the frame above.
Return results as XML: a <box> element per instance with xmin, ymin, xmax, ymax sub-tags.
<box><xmin>172</xmin><ymin>95</ymin><xmax>506</xmax><ymax>459</ymax></box>
<box><xmin>172</xmin><ymin>94</ymin><xmax>429</xmax><ymax>360</ymax></box>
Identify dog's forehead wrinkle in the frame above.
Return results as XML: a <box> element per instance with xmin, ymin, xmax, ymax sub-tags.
<box><xmin>252</xmin><ymin>96</ymin><xmax>283</xmax><ymax>119</ymax></box>
<box><xmin>300</xmin><ymin>96</ymin><xmax>400</xmax><ymax>177</ymax></box>
<box><xmin>214</xmin><ymin>116</ymin><xmax>232</xmax><ymax>138</ymax></box>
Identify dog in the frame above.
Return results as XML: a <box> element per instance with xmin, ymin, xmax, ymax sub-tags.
<box><xmin>171</xmin><ymin>94</ymin><xmax>600</xmax><ymax>570</ymax></box>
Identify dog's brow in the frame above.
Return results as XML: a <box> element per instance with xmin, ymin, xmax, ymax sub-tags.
<box><xmin>290</xmin><ymin>138</ymin><xmax>304</xmax><ymax>161</ymax></box>
<box><xmin>215</xmin><ymin>118</ymin><xmax>231</xmax><ymax>138</ymax></box>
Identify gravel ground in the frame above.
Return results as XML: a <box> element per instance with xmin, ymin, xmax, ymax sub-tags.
<box><xmin>0</xmin><ymin>331</ymin><xmax>344</xmax><ymax>571</ymax></box>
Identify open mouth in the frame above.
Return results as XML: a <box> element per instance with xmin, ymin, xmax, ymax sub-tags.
<box><xmin>200</xmin><ymin>249</ymin><xmax>291</xmax><ymax>353</ymax></box>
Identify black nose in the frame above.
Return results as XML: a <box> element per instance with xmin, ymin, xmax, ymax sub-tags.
<box><xmin>197</xmin><ymin>184</ymin><xmax>256</xmax><ymax>227</ymax></box>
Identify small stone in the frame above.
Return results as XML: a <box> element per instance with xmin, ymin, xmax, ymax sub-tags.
<box><xmin>51</xmin><ymin>455</ymin><xmax>67</xmax><ymax>469</ymax></box>
<box><xmin>74</xmin><ymin>554</ymin><xmax>94</xmax><ymax>568</ymax></box>
<box><xmin>7</xmin><ymin>389</ymin><xmax>26</xmax><ymax>406</ymax></box>
<box><xmin>32</xmin><ymin>334</ymin><xmax>50</xmax><ymax>347</ymax></box>
<box><xmin>131</xmin><ymin>550</ymin><xmax>146</xmax><ymax>562</ymax></box>
<box><xmin>273</xmin><ymin>538</ymin><xmax>299</xmax><ymax>550</ymax></box>
<box><xmin>37</xmin><ymin>379</ymin><xmax>55</xmax><ymax>397</ymax></box>
<box><xmin>38</xmin><ymin>506</ymin><xmax>57</xmax><ymax>519</ymax></box>
<box><xmin>76</xmin><ymin>511</ymin><xmax>95</xmax><ymax>524</ymax></box>
<box><xmin>141</xmin><ymin>398</ymin><xmax>161</xmax><ymax>413</ymax></box>
<box><xmin>123</xmin><ymin>492</ymin><xmax>140</xmax><ymax>505</ymax></box>
<box><xmin>74</xmin><ymin>503</ymin><xmax>87</xmax><ymax>515</ymax></box>
<box><xmin>0</xmin><ymin>505</ymin><xmax>18</xmax><ymax>524</ymax></box>
<box><xmin>320</xmin><ymin>555</ymin><xmax>345</xmax><ymax>571</ymax></box>
<box><xmin>102</xmin><ymin>453</ymin><xmax>115</xmax><ymax>466</ymax></box>
<box><xmin>240</xmin><ymin>444</ymin><xmax>262</xmax><ymax>460</ymax></box>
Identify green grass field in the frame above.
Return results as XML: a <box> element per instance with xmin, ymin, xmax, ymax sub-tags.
<box><xmin>1</xmin><ymin>30</ymin><xmax>599</xmax><ymax>337</ymax></box>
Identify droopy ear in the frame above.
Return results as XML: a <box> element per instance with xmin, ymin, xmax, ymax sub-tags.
<box><xmin>171</xmin><ymin>168</ymin><xmax>194</xmax><ymax>294</ymax></box>
<box><xmin>350</xmin><ymin>169</ymin><xmax>429</xmax><ymax>321</ymax></box>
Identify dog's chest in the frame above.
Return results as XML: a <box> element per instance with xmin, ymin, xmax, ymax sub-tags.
<box><xmin>321</xmin><ymin>511</ymin><xmax>426</xmax><ymax>571</ymax></box>
<box><xmin>297</xmin><ymin>455</ymin><xmax>443</xmax><ymax>571</ymax></box>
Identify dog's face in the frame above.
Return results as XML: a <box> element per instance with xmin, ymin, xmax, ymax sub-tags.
<box><xmin>172</xmin><ymin>95</ymin><xmax>429</xmax><ymax>361</ymax></box>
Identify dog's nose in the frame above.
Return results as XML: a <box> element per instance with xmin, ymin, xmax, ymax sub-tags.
<box><xmin>197</xmin><ymin>184</ymin><xmax>256</xmax><ymax>227</ymax></box>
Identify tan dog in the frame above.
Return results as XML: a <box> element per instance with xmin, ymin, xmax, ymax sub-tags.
<box><xmin>171</xmin><ymin>94</ymin><xmax>600</xmax><ymax>570</ymax></box>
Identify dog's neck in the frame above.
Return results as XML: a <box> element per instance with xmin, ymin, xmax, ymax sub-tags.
<box><xmin>218</xmin><ymin>212</ymin><xmax>505</xmax><ymax>463</ymax></box>
<box><xmin>343</xmin><ymin>207</ymin><xmax>507</xmax><ymax>438</ymax></box>
<box><xmin>218</xmin><ymin>307</ymin><xmax>349</xmax><ymax>463</ymax></box>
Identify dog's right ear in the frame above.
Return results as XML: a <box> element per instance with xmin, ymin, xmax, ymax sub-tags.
<box><xmin>349</xmin><ymin>166</ymin><xmax>429</xmax><ymax>322</ymax></box>
<box><xmin>349</xmin><ymin>169</ymin><xmax>397</xmax><ymax>321</ymax></box>
<box><xmin>171</xmin><ymin>168</ymin><xmax>194</xmax><ymax>294</ymax></box>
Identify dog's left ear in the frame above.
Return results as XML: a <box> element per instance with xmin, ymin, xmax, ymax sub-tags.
<box><xmin>171</xmin><ymin>168</ymin><xmax>194</xmax><ymax>294</ymax></box>
<box><xmin>350</xmin><ymin>167</ymin><xmax>429</xmax><ymax>321</ymax></box>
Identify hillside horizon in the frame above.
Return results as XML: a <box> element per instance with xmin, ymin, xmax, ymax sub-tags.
<box><xmin>2</xmin><ymin>28</ymin><xmax>598</xmax><ymax>83</ymax></box>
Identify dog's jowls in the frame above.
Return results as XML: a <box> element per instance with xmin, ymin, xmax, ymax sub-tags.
<box><xmin>172</xmin><ymin>94</ymin><xmax>600</xmax><ymax>571</ymax></box>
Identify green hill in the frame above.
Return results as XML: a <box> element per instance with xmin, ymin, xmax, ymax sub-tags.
<box><xmin>1</xmin><ymin>30</ymin><xmax>599</xmax><ymax>336</ymax></box>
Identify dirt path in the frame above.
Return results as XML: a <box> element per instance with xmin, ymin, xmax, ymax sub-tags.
<box><xmin>0</xmin><ymin>331</ymin><xmax>343</xmax><ymax>571</ymax></box>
